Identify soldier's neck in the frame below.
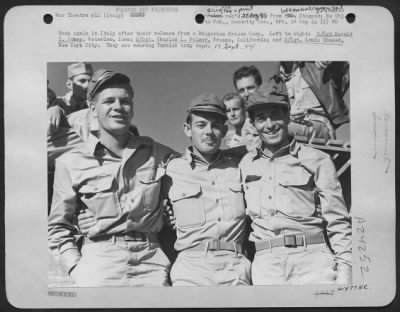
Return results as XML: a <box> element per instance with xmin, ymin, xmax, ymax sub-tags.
<box><xmin>98</xmin><ymin>129</ymin><xmax>130</xmax><ymax>158</ymax></box>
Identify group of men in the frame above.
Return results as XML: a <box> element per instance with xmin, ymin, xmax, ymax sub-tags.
<box><xmin>48</xmin><ymin>61</ymin><xmax>352</xmax><ymax>287</ymax></box>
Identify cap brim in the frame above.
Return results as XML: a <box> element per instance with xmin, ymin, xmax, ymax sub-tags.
<box><xmin>189</xmin><ymin>107</ymin><xmax>227</xmax><ymax>118</ymax></box>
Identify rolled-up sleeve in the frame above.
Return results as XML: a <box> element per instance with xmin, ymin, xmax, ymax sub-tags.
<box><xmin>48</xmin><ymin>160</ymin><xmax>81</xmax><ymax>273</ymax></box>
<box><xmin>315</xmin><ymin>156</ymin><xmax>352</xmax><ymax>267</ymax></box>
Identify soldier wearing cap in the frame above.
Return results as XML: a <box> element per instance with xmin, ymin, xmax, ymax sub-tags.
<box><xmin>163</xmin><ymin>93</ymin><xmax>251</xmax><ymax>286</ymax></box>
<box><xmin>239</xmin><ymin>77</ymin><xmax>352</xmax><ymax>285</ymax></box>
<box><xmin>231</xmin><ymin>65</ymin><xmax>265</xmax><ymax>151</ymax></box>
<box><xmin>47</xmin><ymin>62</ymin><xmax>93</xmax><ymax>136</ymax></box>
<box><xmin>48</xmin><ymin>69</ymin><xmax>177</xmax><ymax>287</ymax></box>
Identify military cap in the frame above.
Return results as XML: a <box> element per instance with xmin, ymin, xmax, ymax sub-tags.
<box><xmin>87</xmin><ymin>69</ymin><xmax>131</xmax><ymax>101</ymax></box>
<box><xmin>247</xmin><ymin>76</ymin><xmax>289</xmax><ymax>112</ymax></box>
<box><xmin>67</xmin><ymin>62</ymin><xmax>93</xmax><ymax>79</ymax></box>
<box><xmin>188</xmin><ymin>93</ymin><xmax>226</xmax><ymax>119</ymax></box>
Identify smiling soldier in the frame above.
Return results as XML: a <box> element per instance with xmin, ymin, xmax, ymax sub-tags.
<box><xmin>240</xmin><ymin>78</ymin><xmax>352</xmax><ymax>285</ymax></box>
<box><xmin>48</xmin><ymin>69</ymin><xmax>176</xmax><ymax>287</ymax></box>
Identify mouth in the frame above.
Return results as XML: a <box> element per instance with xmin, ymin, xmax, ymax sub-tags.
<box><xmin>202</xmin><ymin>139</ymin><xmax>216</xmax><ymax>145</ymax></box>
<box><xmin>262</xmin><ymin>128</ymin><xmax>281</xmax><ymax>137</ymax></box>
<box><xmin>110</xmin><ymin>115</ymin><xmax>127</xmax><ymax>121</ymax></box>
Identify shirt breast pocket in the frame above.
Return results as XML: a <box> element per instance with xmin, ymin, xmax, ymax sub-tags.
<box><xmin>169</xmin><ymin>184</ymin><xmax>205</xmax><ymax>228</ymax></box>
<box><xmin>243</xmin><ymin>176</ymin><xmax>262</xmax><ymax>217</ymax></box>
<box><xmin>79</xmin><ymin>176</ymin><xmax>120</xmax><ymax>219</ymax></box>
<box><xmin>227</xmin><ymin>183</ymin><xmax>246</xmax><ymax>220</ymax></box>
<box><xmin>278</xmin><ymin>168</ymin><xmax>316</xmax><ymax>217</ymax></box>
<box><xmin>138</xmin><ymin>167</ymin><xmax>165</xmax><ymax>212</ymax></box>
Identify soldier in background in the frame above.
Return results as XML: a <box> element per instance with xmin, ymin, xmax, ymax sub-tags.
<box><xmin>280</xmin><ymin>61</ymin><xmax>350</xmax><ymax>140</ymax></box>
<box><xmin>221</xmin><ymin>93</ymin><xmax>247</xmax><ymax>149</ymax></box>
<box><xmin>47</xmin><ymin>62</ymin><xmax>93</xmax><ymax>136</ymax></box>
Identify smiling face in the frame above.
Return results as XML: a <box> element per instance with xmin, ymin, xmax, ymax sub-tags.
<box><xmin>251</xmin><ymin>105</ymin><xmax>290</xmax><ymax>153</ymax></box>
<box><xmin>224</xmin><ymin>97</ymin><xmax>246</xmax><ymax>129</ymax></box>
<box><xmin>235</xmin><ymin>76</ymin><xmax>259</xmax><ymax>101</ymax></box>
<box><xmin>89</xmin><ymin>83</ymin><xmax>134</xmax><ymax>137</ymax></box>
<box><xmin>183</xmin><ymin>112</ymin><xmax>227</xmax><ymax>160</ymax></box>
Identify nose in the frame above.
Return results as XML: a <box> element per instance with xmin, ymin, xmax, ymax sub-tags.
<box><xmin>204</xmin><ymin>123</ymin><xmax>212</xmax><ymax>134</ymax></box>
<box><xmin>265</xmin><ymin>117</ymin><xmax>273</xmax><ymax>129</ymax></box>
<box><xmin>82</xmin><ymin>80</ymin><xmax>89</xmax><ymax>89</ymax></box>
<box><xmin>113</xmin><ymin>99</ymin><xmax>123</xmax><ymax>110</ymax></box>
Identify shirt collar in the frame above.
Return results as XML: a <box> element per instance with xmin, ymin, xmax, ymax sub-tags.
<box><xmin>184</xmin><ymin>146</ymin><xmax>223</xmax><ymax>167</ymax></box>
<box><xmin>86</xmin><ymin>131</ymin><xmax>150</xmax><ymax>156</ymax></box>
<box><xmin>253</xmin><ymin>137</ymin><xmax>299</xmax><ymax>160</ymax></box>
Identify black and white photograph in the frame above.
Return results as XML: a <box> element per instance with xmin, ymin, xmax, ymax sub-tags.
<box><xmin>4</xmin><ymin>5</ymin><xmax>395</xmax><ymax>309</ymax></box>
<box><xmin>47</xmin><ymin>61</ymin><xmax>352</xmax><ymax>288</ymax></box>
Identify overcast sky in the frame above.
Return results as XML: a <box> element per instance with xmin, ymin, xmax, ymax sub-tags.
<box><xmin>48</xmin><ymin>62</ymin><xmax>349</xmax><ymax>153</ymax></box>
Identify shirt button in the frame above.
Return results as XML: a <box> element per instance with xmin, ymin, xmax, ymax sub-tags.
<box><xmin>182</xmin><ymin>193</ymin><xmax>186</xmax><ymax>197</ymax></box>
<box><xmin>269</xmin><ymin>176</ymin><xmax>272</xmax><ymax>180</ymax></box>
<box><xmin>216</xmin><ymin>199</ymin><xmax>219</xmax><ymax>203</ymax></box>
<box><xmin>270</xmin><ymin>211</ymin><xmax>275</xmax><ymax>216</ymax></box>
<box><xmin>211</xmin><ymin>181</ymin><xmax>215</xmax><ymax>186</ymax></box>
<box><xmin>268</xmin><ymin>195</ymin><xmax>272</xmax><ymax>200</ymax></box>
<box><xmin>217</xmin><ymin>218</ymin><xmax>221</xmax><ymax>221</ymax></box>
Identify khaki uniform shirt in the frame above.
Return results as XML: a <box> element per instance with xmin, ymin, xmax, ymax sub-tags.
<box><xmin>48</xmin><ymin>133</ymin><xmax>176</xmax><ymax>272</ymax></box>
<box><xmin>239</xmin><ymin>139</ymin><xmax>352</xmax><ymax>266</ymax></box>
<box><xmin>164</xmin><ymin>147</ymin><xmax>247</xmax><ymax>252</ymax></box>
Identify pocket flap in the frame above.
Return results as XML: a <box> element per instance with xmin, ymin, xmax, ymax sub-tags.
<box><xmin>245</xmin><ymin>175</ymin><xmax>262</xmax><ymax>183</ymax></box>
<box><xmin>139</xmin><ymin>167</ymin><xmax>166</xmax><ymax>184</ymax></box>
<box><xmin>279</xmin><ymin>169</ymin><xmax>312</xmax><ymax>186</ymax></box>
<box><xmin>169</xmin><ymin>184</ymin><xmax>201</xmax><ymax>202</ymax></box>
<box><xmin>80</xmin><ymin>176</ymin><xmax>114</xmax><ymax>193</ymax></box>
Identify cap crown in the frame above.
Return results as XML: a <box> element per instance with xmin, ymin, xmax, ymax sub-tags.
<box><xmin>188</xmin><ymin>93</ymin><xmax>226</xmax><ymax>118</ymax></box>
<box><xmin>67</xmin><ymin>62</ymin><xmax>93</xmax><ymax>78</ymax></box>
<box><xmin>87</xmin><ymin>69</ymin><xmax>131</xmax><ymax>101</ymax></box>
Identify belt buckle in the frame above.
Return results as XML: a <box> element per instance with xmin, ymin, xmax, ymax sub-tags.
<box><xmin>283</xmin><ymin>235</ymin><xmax>297</xmax><ymax>248</ymax></box>
<box><xmin>124</xmin><ymin>232</ymin><xmax>142</xmax><ymax>241</ymax></box>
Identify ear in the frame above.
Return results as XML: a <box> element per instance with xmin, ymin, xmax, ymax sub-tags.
<box><xmin>66</xmin><ymin>79</ymin><xmax>73</xmax><ymax>90</ymax></box>
<box><xmin>89</xmin><ymin>100</ymin><xmax>97</xmax><ymax>117</ymax></box>
<box><xmin>183</xmin><ymin>123</ymin><xmax>192</xmax><ymax>139</ymax></box>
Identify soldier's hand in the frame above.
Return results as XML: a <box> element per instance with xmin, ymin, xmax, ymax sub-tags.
<box><xmin>162</xmin><ymin>199</ymin><xmax>176</xmax><ymax>230</ymax></box>
<box><xmin>77</xmin><ymin>210</ymin><xmax>97</xmax><ymax>235</ymax></box>
<box><xmin>47</xmin><ymin>106</ymin><xmax>64</xmax><ymax>136</ymax></box>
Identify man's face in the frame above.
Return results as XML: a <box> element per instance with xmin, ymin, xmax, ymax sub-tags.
<box><xmin>90</xmin><ymin>84</ymin><xmax>134</xmax><ymax>136</ymax></box>
<box><xmin>235</xmin><ymin>76</ymin><xmax>259</xmax><ymax>101</ymax></box>
<box><xmin>252</xmin><ymin>105</ymin><xmax>290</xmax><ymax>152</ymax></box>
<box><xmin>224</xmin><ymin>98</ymin><xmax>246</xmax><ymax>128</ymax></box>
<box><xmin>184</xmin><ymin>112</ymin><xmax>227</xmax><ymax>157</ymax></box>
<box><xmin>68</xmin><ymin>73</ymin><xmax>92</xmax><ymax>100</ymax></box>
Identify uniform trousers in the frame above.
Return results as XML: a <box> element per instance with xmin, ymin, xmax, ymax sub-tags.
<box><xmin>70</xmin><ymin>240</ymin><xmax>171</xmax><ymax>287</ymax></box>
<box><xmin>252</xmin><ymin>243</ymin><xmax>337</xmax><ymax>285</ymax></box>
<box><xmin>170</xmin><ymin>250</ymin><xmax>251</xmax><ymax>286</ymax></box>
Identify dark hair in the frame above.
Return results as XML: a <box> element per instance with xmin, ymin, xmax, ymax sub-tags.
<box><xmin>222</xmin><ymin>93</ymin><xmax>245</xmax><ymax>108</ymax></box>
<box><xmin>233</xmin><ymin>66</ymin><xmax>262</xmax><ymax>89</ymax></box>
